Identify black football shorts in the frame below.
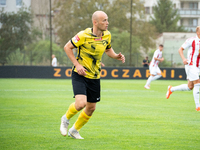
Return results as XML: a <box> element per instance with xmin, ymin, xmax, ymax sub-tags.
<box><xmin>72</xmin><ymin>71</ymin><xmax>100</xmax><ymax>103</ymax></box>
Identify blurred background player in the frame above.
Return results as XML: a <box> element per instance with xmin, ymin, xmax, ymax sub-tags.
<box><xmin>166</xmin><ymin>45</ymin><xmax>192</xmax><ymax>99</ymax></box>
<box><xmin>144</xmin><ymin>45</ymin><xmax>164</xmax><ymax>89</ymax></box>
<box><xmin>166</xmin><ymin>26</ymin><xmax>200</xmax><ymax>111</ymax></box>
<box><xmin>142</xmin><ymin>56</ymin><xmax>150</xmax><ymax>67</ymax></box>
<box><xmin>60</xmin><ymin>11</ymin><xmax>125</xmax><ymax>139</ymax></box>
<box><xmin>51</xmin><ymin>54</ymin><xmax>57</xmax><ymax>67</ymax></box>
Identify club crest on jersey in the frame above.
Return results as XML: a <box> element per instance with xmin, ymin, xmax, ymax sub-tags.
<box><xmin>73</xmin><ymin>35</ymin><xmax>80</xmax><ymax>43</ymax></box>
<box><xmin>94</xmin><ymin>37</ymin><xmax>102</xmax><ymax>41</ymax></box>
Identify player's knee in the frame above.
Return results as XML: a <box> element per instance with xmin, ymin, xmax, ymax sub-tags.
<box><xmin>84</xmin><ymin>105</ymin><xmax>96</xmax><ymax>116</ymax></box>
<box><xmin>188</xmin><ymin>85</ymin><xmax>193</xmax><ymax>90</ymax></box>
<box><xmin>89</xmin><ymin>106</ymin><xmax>96</xmax><ymax>112</ymax></box>
<box><xmin>75</xmin><ymin>101</ymin><xmax>86</xmax><ymax>111</ymax></box>
<box><xmin>86</xmin><ymin>105</ymin><xmax>96</xmax><ymax>113</ymax></box>
<box><xmin>75</xmin><ymin>95</ymin><xmax>87</xmax><ymax>110</ymax></box>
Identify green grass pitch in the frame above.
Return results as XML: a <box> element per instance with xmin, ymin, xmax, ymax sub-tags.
<box><xmin>0</xmin><ymin>79</ymin><xmax>200</xmax><ymax>150</ymax></box>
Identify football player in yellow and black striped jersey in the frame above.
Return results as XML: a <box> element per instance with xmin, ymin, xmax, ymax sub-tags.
<box><xmin>60</xmin><ymin>10</ymin><xmax>125</xmax><ymax>139</ymax></box>
<box><xmin>71</xmin><ymin>28</ymin><xmax>111</xmax><ymax>79</ymax></box>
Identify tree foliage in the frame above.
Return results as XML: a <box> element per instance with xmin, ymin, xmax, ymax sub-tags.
<box><xmin>6</xmin><ymin>40</ymin><xmax>68</xmax><ymax>66</ymax></box>
<box><xmin>53</xmin><ymin>0</ymin><xmax>157</xmax><ymax>61</ymax></box>
<box><xmin>150</xmin><ymin>0</ymin><xmax>185</xmax><ymax>33</ymax></box>
<box><xmin>6</xmin><ymin>49</ymin><xmax>29</xmax><ymax>65</ymax></box>
<box><xmin>0</xmin><ymin>6</ymin><xmax>41</xmax><ymax>65</ymax></box>
<box><xmin>102</xmin><ymin>27</ymin><xmax>141</xmax><ymax>66</ymax></box>
<box><xmin>24</xmin><ymin>40</ymin><xmax>67</xmax><ymax>66</ymax></box>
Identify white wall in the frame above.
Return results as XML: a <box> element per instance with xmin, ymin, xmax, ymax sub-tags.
<box><xmin>0</xmin><ymin>0</ymin><xmax>31</xmax><ymax>13</ymax></box>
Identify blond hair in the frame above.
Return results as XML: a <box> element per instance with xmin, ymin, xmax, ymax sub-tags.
<box><xmin>196</xmin><ymin>26</ymin><xmax>200</xmax><ymax>32</ymax></box>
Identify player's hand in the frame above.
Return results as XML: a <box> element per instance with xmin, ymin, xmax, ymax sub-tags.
<box><xmin>160</xmin><ymin>57</ymin><xmax>164</xmax><ymax>62</ymax></box>
<box><xmin>76</xmin><ymin>64</ymin><xmax>87</xmax><ymax>76</ymax></box>
<box><xmin>116</xmin><ymin>52</ymin><xmax>125</xmax><ymax>63</ymax></box>
<box><xmin>101</xmin><ymin>62</ymin><xmax>105</xmax><ymax>67</ymax></box>
<box><xmin>183</xmin><ymin>58</ymin><xmax>188</xmax><ymax>65</ymax></box>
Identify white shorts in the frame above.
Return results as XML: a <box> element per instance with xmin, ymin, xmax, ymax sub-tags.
<box><xmin>185</xmin><ymin>65</ymin><xmax>200</xmax><ymax>81</ymax></box>
<box><xmin>185</xmin><ymin>65</ymin><xmax>189</xmax><ymax>80</ymax></box>
<box><xmin>149</xmin><ymin>65</ymin><xmax>161</xmax><ymax>75</ymax></box>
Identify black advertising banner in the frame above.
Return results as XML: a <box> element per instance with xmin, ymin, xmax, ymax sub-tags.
<box><xmin>0</xmin><ymin>66</ymin><xmax>186</xmax><ymax>80</ymax></box>
<box><xmin>52</xmin><ymin>67</ymin><xmax>186</xmax><ymax>80</ymax></box>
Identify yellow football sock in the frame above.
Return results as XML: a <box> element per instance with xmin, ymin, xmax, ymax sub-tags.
<box><xmin>66</xmin><ymin>102</ymin><xmax>79</xmax><ymax>120</ymax></box>
<box><xmin>74</xmin><ymin>110</ymin><xmax>91</xmax><ymax>131</ymax></box>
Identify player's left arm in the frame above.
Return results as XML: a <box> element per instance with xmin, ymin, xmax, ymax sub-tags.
<box><xmin>154</xmin><ymin>57</ymin><xmax>164</xmax><ymax>62</ymax></box>
<box><xmin>105</xmin><ymin>48</ymin><xmax>125</xmax><ymax>63</ymax></box>
<box><xmin>153</xmin><ymin>50</ymin><xmax>164</xmax><ymax>62</ymax></box>
<box><xmin>142</xmin><ymin>60</ymin><xmax>145</xmax><ymax>65</ymax></box>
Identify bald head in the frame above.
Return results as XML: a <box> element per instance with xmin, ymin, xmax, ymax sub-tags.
<box><xmin>92</xmin><ymin>11</ymin><xmax>107</xmax><ymax>22</ymax></box>
<box><xmin>92</xmin><ymin>11</ymin><xmax>109</xmax><ymax>34</ymax></box>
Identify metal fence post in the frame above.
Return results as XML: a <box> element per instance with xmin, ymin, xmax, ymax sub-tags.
<box><xmin>30</xmin><ymin>50</ymin><xmax>32</xmax><ymax>66</ymax></box>
<box><xmin>171</xmin><ymin>53</ymin><xmax>173</xmax><ymax>67</ymax></box>
<box><xmin>23</xmin><ymin>50</ymin><xmax>25</xmax><ymax>65</ymax></box>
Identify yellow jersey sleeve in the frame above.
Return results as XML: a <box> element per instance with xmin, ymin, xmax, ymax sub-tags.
<box><xmin>71</xmin><ymin>31</ymin><xmax>85</xmax><ymax>48</ymax></box>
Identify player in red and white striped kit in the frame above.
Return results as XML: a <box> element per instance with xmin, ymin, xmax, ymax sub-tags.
<box><xmin>166</xmin><ymin>26</ymin><xmax>200</xmax><ymax>111</ymax></box>
<box><xmin>144</xmin><ymin>45</ymin><xmax>164</xmax><ymax>89</ymax></box>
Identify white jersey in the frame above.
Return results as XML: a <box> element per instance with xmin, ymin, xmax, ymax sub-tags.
<box><xmin>182</xmin><ymin>35</ymin><xmax>200</xmax><ymax>68</ymax></box>
<box><xmin>150</xmin><ymin>49</ymin><xmax>162</xmax><ymax>67</ymax></box>
<box><xmin>52</xmin><ymin>57</ymin><xmax>57</xmax><ymax>67</ymax></box>
<box><xmin>185</xmin><ymin>44</ymin><xmax>192</xmax><ymax>65</ymax></box>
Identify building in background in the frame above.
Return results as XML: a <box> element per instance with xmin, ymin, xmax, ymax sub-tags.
<box><xmin>31</xmin><ymin>0</ymin><xmax>58</xmax><ymax>44</ymax></box>
<box><xmin>0</xmin><ymin>0</ymin><xmax>58</xmax><ymax>44</ymax></box>
<box><xmin>0</xmin><ymin>0</ymin><xmax>31</xmax><ymax>12</ymax></box>
<box><xmin>143</xmin><ymin>0</ymin><xmax>200</xmax><ymax>32</ymax></box>
<box><xmin>0</xmin><ymin>0</ymin><xmax>31</xmax><ymax>32</ymax></box>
